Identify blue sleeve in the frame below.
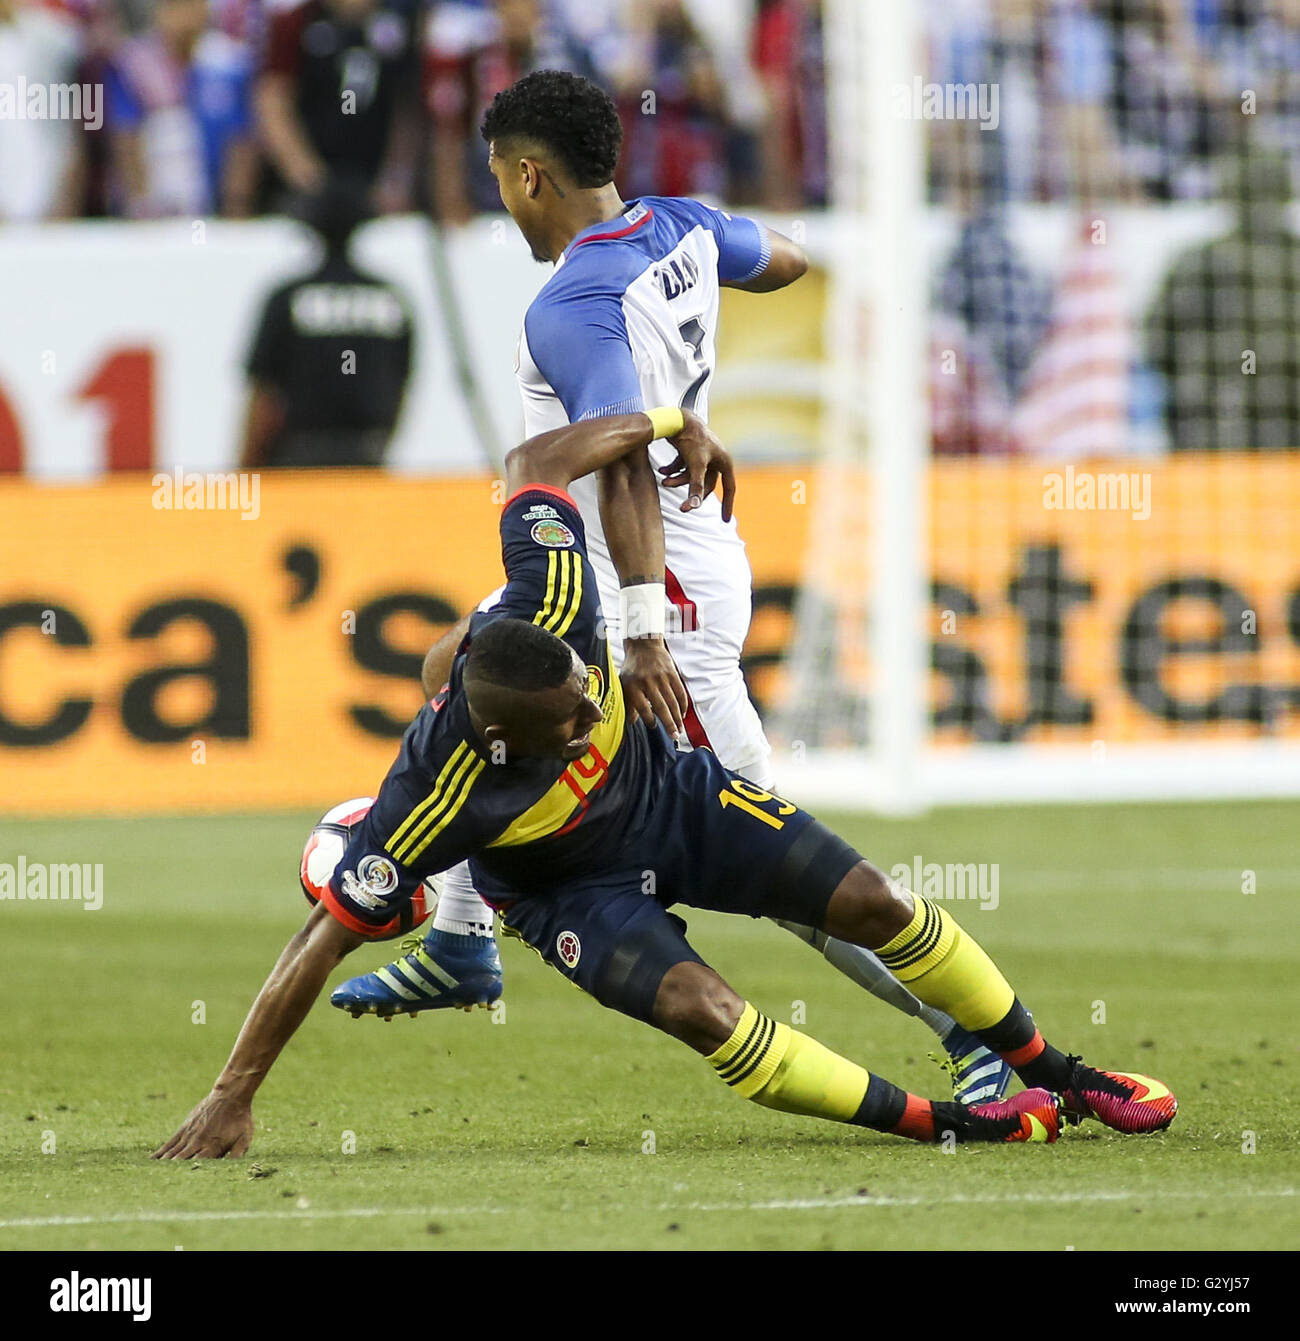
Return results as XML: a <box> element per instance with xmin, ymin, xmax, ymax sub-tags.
<box><xmin>523</xmin><ymin>288</ymin><xmax>645</xmax><ymax>422</ymax></box>
<box><xmin>691</xmin><ymin>202</ymin><xmax>771</xmax><ymax>284</ymax></box>
<box><xmin>104</xmin><ymin>63</ymin><xmax>144</xmax><ymax>131</ymax></box>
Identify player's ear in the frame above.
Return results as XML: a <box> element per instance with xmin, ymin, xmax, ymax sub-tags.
<box><xmin>522</xmin><ymin>158</ymin><xmax>544</xmax><ymax>200</ymax></box>
<box><xmin>482</xmin><ymin>725</ymin><xmax>513</xmax><ymax>766</ymax></box>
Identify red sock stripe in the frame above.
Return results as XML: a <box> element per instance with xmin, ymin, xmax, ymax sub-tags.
<box><xmin>1003</xmin><ymin>1030</ymin><xmax>1046</xmax><ymax>1069</ymax></box>
<box><xmin>891</xmin><ymin>1094</ymin><xmax>936</xmax><ymax>1142</ymax></box>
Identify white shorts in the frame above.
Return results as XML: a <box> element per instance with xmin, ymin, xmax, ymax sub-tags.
<box><xmin>569</xmin><ymin>473</ymin><xmax>774</xmax><ymax>788</ymax></box>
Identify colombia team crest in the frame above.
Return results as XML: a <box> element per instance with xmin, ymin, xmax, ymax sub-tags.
<box><xmin>556</xmin><ymin>930</ymin><xmax>582</xmax><ymax>968</ymax></box>
<box><xmin>531</xmin><ymin>518</ymin><xmax>575</xmax><ymax>547</ymax></box>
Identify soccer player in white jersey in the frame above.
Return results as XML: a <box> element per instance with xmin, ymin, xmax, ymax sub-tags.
<box><xmin>332</xmin><ymin>71</ymin><xmax>1007</xmax><ymax>1103</ymax></box>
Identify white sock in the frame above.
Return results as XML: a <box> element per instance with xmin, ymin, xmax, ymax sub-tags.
<box><xmin>772</xmin><ymin>918</ymin><xmax>954</xmax><ymax>1039</ymax></box>
<box><xmin>431</xmin><ymin>861</ymin><xmax>495</xmax><ymax>938</ymax></box>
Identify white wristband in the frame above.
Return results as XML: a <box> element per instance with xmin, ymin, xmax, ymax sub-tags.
<box><xmin>619</xmin><ymin>582</ymin><xmax>666</xmax><ymax>639</ymax></box>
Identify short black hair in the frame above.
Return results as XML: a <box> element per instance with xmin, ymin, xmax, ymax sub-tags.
<box><xmin>465</xmin><ymin>617</ymin><xmax>573</xmax><ymax>692</ymax></box>
<box><xmin>480</xmin><ymin>70</ymin><xmax>622</xmax><ymax>188</ymax></box>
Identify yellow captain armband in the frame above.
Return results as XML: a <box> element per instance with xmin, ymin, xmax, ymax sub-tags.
<box><xmin>646</xmin><ymin>406</ymin><xmax>685</xmax><ymax>441</ymax></box>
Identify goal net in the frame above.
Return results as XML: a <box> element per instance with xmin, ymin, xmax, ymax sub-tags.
<box><xmin>772</xmin><ymin>0</ymin><xmax>1300</xmax><ymax>812</ymax></box>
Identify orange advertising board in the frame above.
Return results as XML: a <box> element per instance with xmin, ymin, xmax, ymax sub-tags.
<box><xmin>2</xmin><ymin>459</ymin><xmax>1298</xmax><ymax>814</ymax></box>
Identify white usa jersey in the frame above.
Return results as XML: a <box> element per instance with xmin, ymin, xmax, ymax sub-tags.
<box><xmin>514</xmin><ymin>195</ymin><xmax>770</xmax><ymax>616</ymax></box>
<box><xmin>513</xmin><ymin>195</ymin><xmax>775</xmax><ymax>781</ymax></box>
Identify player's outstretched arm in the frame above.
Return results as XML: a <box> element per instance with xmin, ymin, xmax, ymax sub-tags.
<box><xmin>505</xmin><ymin>408</ymin><xmax>734</xmax><ymax>517</ymax></box>
<box><xmin>724</xmin><ymin>227</ymin><xmax>808</xmax><ymax>293</ymax></box>
<box><xmin>152</xmin><ymin>903</ymin><xmax>363</xmax><ymax>1159</ymax></box>
<box><xmin>504</xmin><ymin>412</ymin><xmax>657</xmax><ymax>497</ymax></box>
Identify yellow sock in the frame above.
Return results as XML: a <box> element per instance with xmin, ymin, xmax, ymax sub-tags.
<box><xmin>706</xmin><ymin>1003</ymin><xmax>869</xmax><ymax>1120</ymax></box>
<box><xmin>875</xmin><ymin>893</ymin><xmax>1014</xmax><ymax>1030</ymax></box>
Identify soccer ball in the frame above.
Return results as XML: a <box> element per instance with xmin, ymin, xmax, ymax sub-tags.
<box><xmin>299</xmin><ymin>797</ymin><xmax>437</xmax><ymax>941</ymax></box>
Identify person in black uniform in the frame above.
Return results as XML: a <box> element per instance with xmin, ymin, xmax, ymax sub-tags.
<box><xmin>239</xmin><ymin>180</ymin><xmax>414</xmax><ymax>468</ymax></box>
<box><xmin>156</xmin><ymin>408</ymin><xmax>1176</xmax><ymax>1161</ymax></box>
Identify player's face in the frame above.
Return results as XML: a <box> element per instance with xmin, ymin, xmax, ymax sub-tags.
<box><xmin>488</xmin><ymin>142</ymin><xmax>551</xmax><ymax>263</ymax></box>
<box><xmin>538</xmin><ymin>648</ymin><xmax>604</xmax><ymax>760</ymax></box>
<box><xmin>492</xmin><ymin>649</ymin><xmax>603</xmax><ymax>761</ymax></box>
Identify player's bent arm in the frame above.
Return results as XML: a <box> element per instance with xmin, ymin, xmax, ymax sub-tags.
<box><xmin>421</xmin><ymin>613</ymin><xmax>473</xmax><ymax>698</ymax></box>
<box><xmin>504</xmin><ymin>413</ymin><xmax>657</xmax><ymax>497</ymax></box>
<box><xmin>724</xmin><ymin>227</ymin><xmax>808</xmax><ymax>293</ymax></box>
<box><xmin>152</xmin><ymin>904</ymin><xmax>363</xmax><ymax>1160</ymax></box>
<box><xmin>506</xmin><ymin>409</ymin><xmax>734</xmax><ymax>517</ymax></box>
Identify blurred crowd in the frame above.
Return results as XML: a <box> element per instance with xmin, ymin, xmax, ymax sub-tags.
<box><xmin>4</xmin><ymin>0</ymin><xmax>1298</xmax><ymax>224</ymax></box>
<box><xmin>3</xmin><ymin>0</ymin><xmax>1296</xmax><ymax>456</ymax></box>
<box><xmin>929</xmin><ymin>0</ymin><xmax>1300</xmax><ymax>206</ymax></box>
<box><xmin>926</xmin><ymin>0</ymin><xmax>1300</xmax><ymax>456</ymax></box>
<box><xmin>0</xmin><ymin>0</ymin><xmax>827</xmax><ymax>222</ymax></box>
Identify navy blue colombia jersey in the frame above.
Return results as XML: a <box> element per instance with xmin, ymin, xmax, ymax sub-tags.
<box><xmin>326</xmin><ymin>485</ymin><xmax>674</xmax><ymax>932</ymax></box>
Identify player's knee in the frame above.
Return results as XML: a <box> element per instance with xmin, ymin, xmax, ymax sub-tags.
<box><xmin>822</xmin><ymin>860</ymin><xmax>914</xmax><ymax>949</ymax></box>
<box><xmin>652</xmin><ymin>963</ymin><xmax>744</xmax><ymax>1055</ymax></box>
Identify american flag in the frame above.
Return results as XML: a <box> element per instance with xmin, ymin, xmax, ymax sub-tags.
<box><xmin>1011</xmin><ymin>217</ymin><xmax>1132</xmax><ymax>459</ymax></box>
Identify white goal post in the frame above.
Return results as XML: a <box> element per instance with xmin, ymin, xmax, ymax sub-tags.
<box><xmin>770</xmin><ymin>0</ymin><xmax>1300</xmax><ymax>813</ymax></box>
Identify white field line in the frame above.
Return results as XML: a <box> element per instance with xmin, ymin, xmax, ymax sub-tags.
<box><xmin>0</xmin><ymin>1186</ymin><xmax>1292</xmax><ymax>1231</ymax></box>
<box><xmin>928</xmin><ymin>868</ymin><xmax>1300</xmax><ymax>893</ymax></box>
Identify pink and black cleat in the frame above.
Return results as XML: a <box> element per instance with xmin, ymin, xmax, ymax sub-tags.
<box><xmin>1061</xmin><ymin>1057</ymin><xmax>1178</xmax><ymax>1134</ymax></box>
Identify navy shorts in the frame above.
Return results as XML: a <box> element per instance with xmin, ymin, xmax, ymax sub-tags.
<box><xmin>476</xmin><ymin>748</ymin><xmax>862</xmax><ymax>1022</ymax></box>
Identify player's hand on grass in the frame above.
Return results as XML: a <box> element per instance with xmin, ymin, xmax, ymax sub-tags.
<box><xmin>658</xmin><ymin>409</ymin><xmax>736</xmax><ymax>521</ymax></box>
<box><xmin>152</xmin><ymin>1089</ymin><xmax>254</xmax><ymax>1160</ymax></box>
<box><xmin>620</xmin><ymin>638</ymin><xmax>688</xmax><ymax>738</ymax></box>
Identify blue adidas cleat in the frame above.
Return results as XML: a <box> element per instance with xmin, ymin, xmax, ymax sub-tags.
<box><xmin>931</xmin><ymin>1022</ymin><xmax>1013</xmax><ymax>1105</ymax></box>
<box><xmin>331</xmin><ymin>929</ymin><xmax>504</xmax><ymax>1020</ymax></box>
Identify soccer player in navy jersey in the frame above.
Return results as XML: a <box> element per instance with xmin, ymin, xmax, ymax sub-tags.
<box><xmin>335</xmin><ymin>68</ymin><xmax>1010</xmax><ymax>1104</ymax></box>
<box><xmin>154</xmin><ymin>409</ymin><xmax>1175</xmax><ymax>1160</ymax></box>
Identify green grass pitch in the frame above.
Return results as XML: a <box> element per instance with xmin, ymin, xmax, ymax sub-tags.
<box><xmin>1</xmin><ymin>799</ymin><xmax>1295</xmax><ymax>1251</ymax></box>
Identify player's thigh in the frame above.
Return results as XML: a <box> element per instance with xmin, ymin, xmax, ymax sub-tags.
<box><xmin>650</xmin><ymin>749</ymin><xmax>861</xmax><ymax>930</ymax></box>
<box><xmin>497</xmin><ymin>879</ymin><xmax>708</xmax><ymax>1024</ymax></box>
<box><xmin>662</xmin><ymin>532</ymin><xmax>754</xmax><ymax>646</ymax></box>
<box><xmin>683</xmin><ymin>672</ymin><xmax>773</xmax><ymax>786</ymax></box>
<box><xmin>659</xmin><ymin>568</ymin><xmax>772</xmax><ymax>782</ymax></box>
